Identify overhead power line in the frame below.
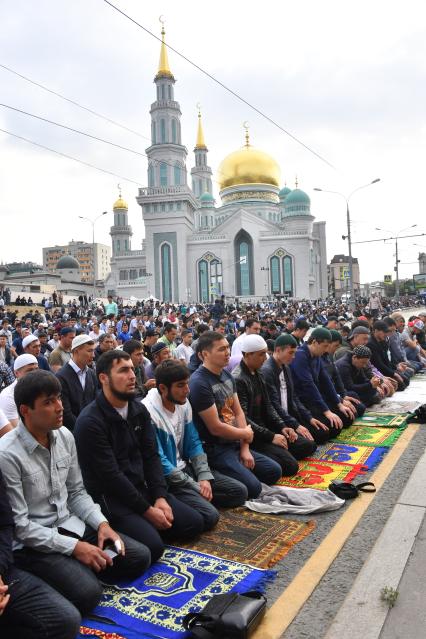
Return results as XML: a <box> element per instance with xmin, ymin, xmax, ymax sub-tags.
<box><xmin>0</xmin><ymin>102</ymin><xmax>148</xmax><ymax>158</ymax></box>
<box><xmin>0</xmin><ymin>127</ymin><xmax>143</xmax><ymax>186</ymax></box>
<box><xmin>0</xmin><ymin>102</ymin><xmax>235</xmax><ymax>186</ymax></box>
<box><xmin>102</xmin><ymin>0</ymin><xmax>336</xmax><ymax>170</ymax></box>
<box><xmin>0</xmin><ymin>62</ymin><xmax>150</xmax><ymax>142</ymax></box>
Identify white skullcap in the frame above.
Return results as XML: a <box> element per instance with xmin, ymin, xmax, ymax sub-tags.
<box><xmin>71</xmin><ymin>334</ymin><xmax>94</xmax><ymax>351</ymax></box>
<box><xmin>14</xmin><ymin>354</ymin><xmax>38</xmax><ymax>371</ymax></box>
<box><xmin>22</xmin><ymin>334</ymin><xmax>38</xmax><ymax>350</ymax></box>
<box><xmin>241</xmin><ymin>334</ymin><xmax>268</xmax><ymax>353</ymax></box>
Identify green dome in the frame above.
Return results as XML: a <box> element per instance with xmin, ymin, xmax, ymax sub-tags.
<box><xmin>284</xmin><ymin>188</ymin><xmax>310</xmax><ymax>205</ymax></box>
<box><xmin>279</xmin><ymin>186</ymin><xmax>292</xmax><ymax>198</ymax></box>
<box><xmin>200</xmin><ymin>192</ymin><xmax>214</xmax><ymax>202</ymax></box>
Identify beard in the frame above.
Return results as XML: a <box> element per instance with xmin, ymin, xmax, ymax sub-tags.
<box><xmin>167</xmin><ymin>389</ymin><xmax>186</xmax><ymax>405</ymax></box>
<box><xmin>109</xmin><ymin>377</ymin><xmax>136</xmax><ymax>402</ymax></box>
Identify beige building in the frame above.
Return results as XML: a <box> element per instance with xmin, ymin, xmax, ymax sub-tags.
<box><xmin>43</xmin><ymin>240</ymin><xmax>111</xmax><ymax>283</ymax></box>
<box><xmin>328</xmin><ymin>254</ymin><xmax>360</xmax><ymax>298</ymax></box>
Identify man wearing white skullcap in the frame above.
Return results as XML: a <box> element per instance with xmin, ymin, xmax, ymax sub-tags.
<box><xmin>0</xmin><ymin>355</ymin><xmax>38</xmax><ymax>427</ymax></box>
<box><xmin>233</xmin><ymin>335</ymin><xmax>316</xmax><ymax>476</ymax></box>
<box><xmin>22</xmin><ymin>334</ymin><xmax>50</xmax><ymax>371</ymax></box>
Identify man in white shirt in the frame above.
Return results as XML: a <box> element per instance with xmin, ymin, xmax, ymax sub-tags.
<box><xmin>0</xmin><ymin>408</ymin><xmax>11</xmax><ymax>437</ymax></box>
<box><xmin>175</xmin><ymin>329</ymin><xmax>194</xmax><ymax>364</ymax></box>
<box><xmin>0</xmin><ymin>354</ymin><xmax>38</xmax><ymax>427</ymax></box>
<box><xmin>230</xmin><ymin>318</ymin><xmax>262</xmax><ymax>360</ymax></box>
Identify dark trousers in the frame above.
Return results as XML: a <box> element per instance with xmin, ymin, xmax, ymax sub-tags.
<box><xmin>0</xmin><ymin>567</ymin><xmax>81</xmax><ymax>639</ymax></box>
<box><xmin>305</xmin><ymin>409</ymin><xmax>344</xmax><ymax>444</ymax></box>
<box><xmin>108</xmin><ymin>493</ymin><xmax>207</xmax><ymax>563</ymax></box>
<box><xmin>206</xmin><ymin>443</ymin><xmax>282</xmax><ymax>498</ymax></box>
<box><xmin>169</xmin><ymin>465</ymin><xmax>247</xmax><ymax>529</ymax></box>
<box><xmin>253</xmin><ymin>434</ymin><xmax>316</xmax><ymax>476</ymax></box>
<box><xmin>14</xmin><ymin>527</ymin><xmax>150</xmax><ymax>617</ymax></box>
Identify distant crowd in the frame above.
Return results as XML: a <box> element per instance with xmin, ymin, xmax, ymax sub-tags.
<box><xmin>0</xmin><ymin>291</ymin><xmax>425</xmax><ymax>637</ymax></box>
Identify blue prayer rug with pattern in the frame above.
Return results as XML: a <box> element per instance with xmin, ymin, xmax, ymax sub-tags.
<box><xmin>79</xmin><ymin>546</ymin><xmax>276</xmax><ymax>639</ymax></box>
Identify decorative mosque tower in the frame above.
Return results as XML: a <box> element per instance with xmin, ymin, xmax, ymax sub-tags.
<box><xmin>136</xmin><ymin>19</ymin><xmax>198</xmax><ymax>302</ymax></box>
<box><xmin>110</xmin><ymin>186</ymin><xmax>132</xmax><ymax>256</ymax></box>
<box><xmin>190</xmin><ymin>105</ymin><xmax>213</xmax><ymax>198</ymax></box>
<box><xmin>104</xmin><ymin>19</ymin><xmax>328</xmax><ymax>302</ymax></box>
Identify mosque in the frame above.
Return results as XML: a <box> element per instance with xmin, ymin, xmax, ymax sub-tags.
<box><xmin>105</xmin><ymin>26</ymin><xmax>328</xmax><ymax>302</ymax></box>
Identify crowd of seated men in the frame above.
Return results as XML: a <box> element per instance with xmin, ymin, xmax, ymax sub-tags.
<box><xmin>0</xmin><ymin>305</ymin><xmax>425</xmax><ymax>638</ymax></box>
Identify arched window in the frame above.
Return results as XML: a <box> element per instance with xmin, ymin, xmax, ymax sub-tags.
<box><xmin>161</xmin><ymin>243</ymin><xmax>172</xmax><ymax>301</ymax></box>
<box><xmin>161</xmin><ymin>84</ymin><xmax>165</xmax><ymax>100</ymax></box>
<box><xmin>270</xmin><ymin>256</ymin><xmax>281</xmax><ymax>294</ymax></box>
<box><xmin>283</xmin><ymin>256</ymin><xmax>293</xmax><ymax>295</ymax></box>
<box><xmin>171</xmin><ymin>119</ymin><xmax>177</xmax><ymax>144</ymax></box>
<box><xmin>124</xmin><ymin>240</ymin><xmax>128</xmax><ymax>251</ymax></box>
<box><xmin>160</xmin><ymin>163</ymin><xmax>168</xmax><ymax>186</ymax></box>
<box><xmin>235</xmin><ymin>230</ymin><xmax>254</xmax><ymax>296</ymax></box>
<box><xmin>148</xmin><ymin>164</ymin><xmax>154</xmax><ymax>187</ymax></box>
<box><xmin>174</xmin><ymin>163</ymin><xmax>181</xmax><ymax>185</ymax></box>
<box><xmin>116</xmin><ymin>239</ymin><xmax>120</xmax><ymax>252</ymax></box>
<box><xmin>160</xmin><ymin>118</ymin><xmax>166</xmax><ymax>143</ymax></box>
<box><xmin>119</xmin><ymin>269</ymin><xmax>128</xmax><ymax>281</ymax></box>
<box><xmin>129</xmin><ymin>269</ymin><xmax>137</xmax><ymax>280</ymax></box>
<box><xmin>139</xmin><ymin>268</ymin><xmax>144</xmax><ymax>277</ymax></box>
<box><xmin>198</xmin><ymin>260</ymin><xmax>209</xmax><ymax>302</ymax></box>
<box><xmin>168</xmin><ymin>85</ymin><xmax>172</xmax><ymax>100</ymax></box>
<box><xmin>210</xmin><ymin>260</ymin><xmax>222</xmax><ymax>298</ymax></box>
<box><xmin>151</xmin><ymin>121</ymin><xmax>156</xmax><ymax>144</ymax></box>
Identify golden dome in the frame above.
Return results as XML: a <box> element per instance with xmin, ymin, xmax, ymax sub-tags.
<box><xmin>217</xmin><ymin>131</ymin><xmax>281</xmax><ymax>190</ymax></box>
<box><xmin>113</xmin><ymin>197</ymin><xmax>128</xmax><ymax>210</ymax></box>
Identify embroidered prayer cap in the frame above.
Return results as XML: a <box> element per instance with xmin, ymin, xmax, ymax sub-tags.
<box><xmin>274</xmin><ymin>334</ymin><xmax>297</xmax><ymax>349</ymax></box>
<box><xmin>352</xmin><ymin>345</ymin><xmax>372</xmax><ymax>359</ymax></box>
<box><xmin>413</xmin><ymin>320</ymin><xmax>424</xmax><ymax>330</ymax></box>
<box><xmin>241</xmin><ymin>334</ymin><xmax>268</xmax><ymax>353</ymax></box>
<box><xmin>348</xmin><ymin>326</ymin><xmax>370</xmax><ymax>340</ymax></box>
<box><xmin>14</xmin><ymin>354</ymin><xmax>38</xmax><ymax>371</ymax></box>
<box><xmin>151</xmin><ymin>342</ymin><xmax>168</xmax><ymax>355</ymax></box>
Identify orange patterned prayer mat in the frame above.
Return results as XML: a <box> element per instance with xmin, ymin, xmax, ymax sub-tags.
<box><xmin>80</xmin><ymin>628</ymin><xmax>127</xmax><ymax>639</ymax></box>
<box><xmin>276</xmin><ymin>459</ymin><xmax>367</xmax><ymax>491</ymax></box>
<box><xmin>178</xmin><ymin>507</ymin><xmax>315</xmax><ymax>568</ymax></box>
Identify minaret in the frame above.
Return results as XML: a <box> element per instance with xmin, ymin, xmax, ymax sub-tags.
<box><xmin>110</xmin><ymin>187</ymin><xmax>132</xmax><ymax>256</ymax></box>
<box><xmin>191</xmin><ymin>105</ymin><xmax>213</xmax><ymax>198</ymax></box>
<box><xmin>145</xmin><ymin>21</ymin><xmax>188</xmax><ymax>188</ymax></box>
<box><xmin>136</xmin><ymin>20</ymin><xmax>199</xmax><ymax>302</ymax></box>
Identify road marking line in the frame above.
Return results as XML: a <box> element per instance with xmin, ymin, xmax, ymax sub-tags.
<box><xmin>252</xmin><ymin>424</ymin><xmax>419</xmax><ymax>639</ymax></box>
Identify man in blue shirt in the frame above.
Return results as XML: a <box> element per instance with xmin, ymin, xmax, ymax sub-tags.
<box><xmin>189</xmin><ymin>332</ymin><xmax>281</xmax><ymax>500</ymax></box>
<box><xmin>290</xmin><ymin>327</ymin><xmax>354</xmax><ymax>443</ymax></box>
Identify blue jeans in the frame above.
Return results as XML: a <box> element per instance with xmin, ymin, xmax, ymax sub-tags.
<box><xmin>206</xmin><ymin>443</ymin><xmax>282</xmax><ymax>499</ymax></box>
<box><xmin>14</xmin><ymin>527</ymin><xmax>150</xmax><ymax>617</ymax></box>
<box><xmin>0</xmin><ymin>567</ymin><xmax>81</xmax><ymax>639</ymax></box>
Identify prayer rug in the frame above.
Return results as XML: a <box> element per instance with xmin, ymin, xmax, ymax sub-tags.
<box><xmin>178</xmin><ymin>507</ymin><xmax>315</xmax><ymax>568</ymax></box>
<box><xmin>276</xmin><ymin>459</ymin><xmax>366</xmax><ymax>491</ymax></box>
<box><xmin>352</xmin><ymin>413</ymin><xmax>408</xmax><ymax>428</ymax></box>
<box><xmin>79</xmin><ymin>546</ymin><xmax>276</xmax><ymax>639</ymax></box>
<box><xmin>367</xmin><ymin>401</ymin><xmax>421</xmax><ymax>414</ymax></box>
<box><xmin>333</xmin><ymin>425</ymin><xmax>404</xmax><ymax>447</ymax></box>
<box><xmin>309</xmin><ymin>442</ymin><xmax>388</xmax><ymax>470</ymax></box>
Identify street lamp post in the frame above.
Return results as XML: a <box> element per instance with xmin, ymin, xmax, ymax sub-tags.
<box><xmin>314</xmin><ymin>179</ymin><xmax>380</xmax><ymax>303</ymax></box>
<box><xmin>260</xmin><ymin>266</ymin><xmax>270</xmax><ymax>296</ymax></box>
<box><xmin>375</xmin><ymin>224</ymin><xmax>417</xmax><ymax>300</ymax></box>
<box><xmin>78</xmin><ymin>211</ymin><xmax>108</xmax><ymax>303</ymax></box>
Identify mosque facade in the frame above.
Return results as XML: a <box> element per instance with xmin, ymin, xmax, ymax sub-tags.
<box><xmin>105</xmin><ymin>28</ymin><xmax>328</xmax><ymax>302</ymax></box>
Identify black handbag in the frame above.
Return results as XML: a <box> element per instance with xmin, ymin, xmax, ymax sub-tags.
<box><xmin>183</xmin><ymin>591</ymin><xmax>267</xmax><ymax>639</ymax></box>
<box><xmin>329</xmin><ymin>480</ymin><xmax>376</xmax><ymax>500</ymax></box>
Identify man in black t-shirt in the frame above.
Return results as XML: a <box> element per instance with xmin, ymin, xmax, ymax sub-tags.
<box><xmin>189</xmin><ymin>332</ymin><xmax>281</xmax><ymax>500</ymax></box>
